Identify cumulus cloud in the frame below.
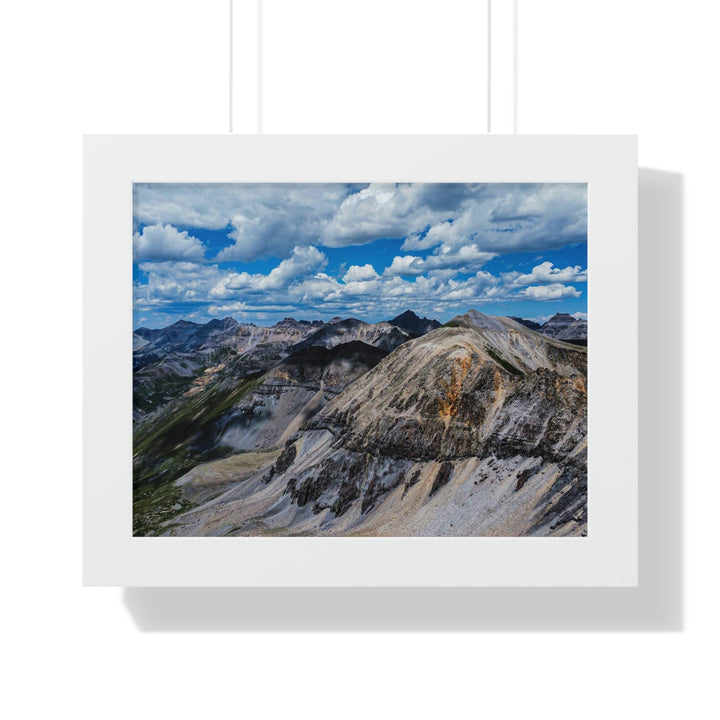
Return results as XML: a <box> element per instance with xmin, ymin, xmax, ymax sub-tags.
<box><xmin>508</xmin><ymin>261</ymin><xmax>587</xmax><ymax>286</ymax></box>
<box><xmin>211</xmin><ymin>245</ymin><xmax>327</xmax><ymax>297</ymax></box>
<box><xmin>135</xmin><ymin>252</ymin><xmax>586</xmax><ymax>327</ymax></box>
<box><xmin>135</xmin><ymin>184</ymin><xmax>348</xmax><ymax>232</ymax></box>
<box><xmin>134</xmin><ymin>261</ymin><xmax>222</xmax><ymax>304</ymax></box>
<box><xmin>417</xmin><ymin>184</ymin><xmax>587</xmax><ymax>255</ymax></box>
<box><xmin>318</xmin><ymin>184</ymin><xmax>435</xmax><ymax>247</ymax></box>
<box><xmin>342</xmin><ymin>264</ymin><xmax>380</xmax><ymax>283</ymax></box>
<box><xmin>383</xmin><ymin>243</ymin><xmax>496</xmax><ymax>277</ymax></box>
<box><xmin>384</xmin><ymin>255</ymin><xmax>424</xmax><ymax>276</ymax></box>
<box><xmin>400</xmin><ymin>232</ymin><xmax>438</xmax><ymax>251</ymax></box>
<box><xmin>216</xmin><ymin>186</ymin><xmax>349</xmax><ymax>262</ymax></box>
<box><xmin>134</xmin><ymin>182</ymin><xmax>587</xmax><ymax>262</ymax></box>
<box><xmin>518</xmin><ymin>283</ymin><xmax>582</xmax><ymax>300</ymax></box>
<box><xmin>133</xmin><ymin>183</ymin><xmax>587</xmax><ymax>326</ymax></box>
<box><xmin>133</xmin><ymin>223</ymin><xmax>206</xmax><ymax>262</ymax></box>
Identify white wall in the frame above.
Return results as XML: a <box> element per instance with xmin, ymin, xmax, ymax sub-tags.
<box><xmin>2</xmin><ymin>1</ymin><xmax>716</xmax><ymax>718</ymax></box>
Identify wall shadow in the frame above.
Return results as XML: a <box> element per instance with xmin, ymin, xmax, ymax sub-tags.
<box><xmin>124</xmin><ymin>169</ymin><xmax>683</xmax><ymax>631</ymax></box>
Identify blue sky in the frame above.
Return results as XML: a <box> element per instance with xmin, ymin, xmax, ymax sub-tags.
<box><xmin>133</xmin><ymin>183</ymin><xmax>587</xmax><ymax>329</ymax></box>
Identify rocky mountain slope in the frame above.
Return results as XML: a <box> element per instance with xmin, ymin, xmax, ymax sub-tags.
<box><xmin>216</xmin><ymin>341</ymin><xmax>388</xmax><ymax>453</ymax></box>
<box><xmin>133</xmin><ymin>341</ymin><xmax>386</xmax><ymax>480</ymax></box>
<box><xmin>537</xmin><ymin>313</ymin><xmax>587</xmax><ymax>344</ymax></box>
<box><xmin>133</xmin><ymin>313</ymin><xmax>431</xmax><ymax>421</ymax></box>
<box><xmin>133</xmin><ymin>332</ymin><xmax>392</xmax><ymax>533</ymax></box>
<box><xmin>163</xmin><ymin>311</ymin><xmax>587</xmax><ymax>538</ymax></box>
<box><xmin>287</xmin><ymin>318</ymin><xmax>411</xmax><ymax>354</ymax></box>
<box><xmin>133</xmin><ymin>317</ymin><xmax>323</xmax><ymax>419</ymax></box>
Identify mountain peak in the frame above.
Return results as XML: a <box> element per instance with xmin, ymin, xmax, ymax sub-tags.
<box><xmin>170</xmin><ymin>319</ymin><xmax>200</xmax><ymax>328</ymax></box>
<box><xmin>390</xmin><ymin>309</ymin><xmax>441</xmax><ymax>336</ymax></box>
<box><xmin>456</xmin><ymin>309</ymin><xmax>510</xmax><ymax>333</ymax></box>
<box><xmin>273</xmin><ymin>317</ymin><xmax>303</xmax><ymax>329</ymax></box>
<box><xmin>392</xmin><ymin>309</ymin><xmax>421</xmax><ymax>322</ymax></box>
<box><xmin>540</xmin><ymin>312</ymin><xmax>587</xmax><ymax>343</ymax></box>
<box><xmin>205</xmin><ymin>317</ymin><xmax>239</xmax><ymax>330</ymax></box>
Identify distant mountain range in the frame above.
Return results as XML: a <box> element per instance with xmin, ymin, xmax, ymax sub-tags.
<box><xmin>132</xmin><ymin>312</ymin><xmax>422</xmax><ymax>420</ymax></box>
<box><xmin>133</xmin><ymin>309</ymin><xmax>587</xmax><ymax>537</ymax></box>
<box><xmin>511</xmin><ymin>313</ymin><xmax>587</xmax><ymax>345</ymax></box>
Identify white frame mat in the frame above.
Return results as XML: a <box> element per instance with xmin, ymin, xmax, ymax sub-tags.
<box><xmin>83</xmin><ymin>135</ymin><xmax>637</xmax><ymax>587</ymax></box>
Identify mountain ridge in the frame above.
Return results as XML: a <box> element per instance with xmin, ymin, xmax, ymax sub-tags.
<box><xmin>159</xmin><ymin>310</ymin><xmax>587</xmax><ymax>538</ymax></box>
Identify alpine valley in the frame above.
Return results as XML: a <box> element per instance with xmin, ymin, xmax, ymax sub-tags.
<box><xmin>133</xmin><ymin>311</ymin><xmax>588</xmax><ymax>537</ymax></box>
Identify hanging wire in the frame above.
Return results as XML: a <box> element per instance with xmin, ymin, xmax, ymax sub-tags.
<box><xmin>229</xmin><ymin>0</ymin><xmax>233</xmax><ymax>132</ymax></box>
<box><xmin>258</xmin><ymin>0</ymin><xmax>263</xmax><ymax>134</ymax></box>
<box><xmin>513</xmin><ymin>0</ymin><xmax>518</xmax><ymax>133</ymax></box>
<box><xmin>488</xmin><ymin>0</ymin><xmax>492</xmax><ymax>133</ymax></box>
<box><xmin>232</xmin><ymin>0</ymin><xmax>502</xmax><ymax>135</ymax></box>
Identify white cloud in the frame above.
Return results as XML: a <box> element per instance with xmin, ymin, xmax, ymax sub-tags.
<box><xmin>134</xmin><ymin>183</ymin><xmax>347</xmax><ymax>233</ymax></box>
<box><xmin>319</xmin><ymin>184</ymin><xmax>437</xmax><ymax>248</ymax></box>
<box><xmin>518</xmin><ymin>283</ymin><xmax>582</xmax><ymax>300</ymax></box>
<box><xmin>136</xmin><ymin>257</ymin><xmax>502</xmax><ymax>318</ymax></box>
<box><xmin>212</xmin><ymin>245</ymin><xmax>328</xmax><ymax>296</ymax></box>
<box><xmin>134</xmin><ymin>182</ymin><xmax>587</xmax><ymax>263</ymax></box>
<box><xmin>508</xmin><ymin>261</ymin><xmax>587</xmax><ymax>286</ymax></box>
<box><xmin>207</xmin><ymin>301</ymin><xmax>301</xmax><ymax>317</ymax></box>
<box><xmin>384</xmin><ymin>255</ymin><xmax>423</xmax><ymax>276</ymax></box>
<box><xmin>133</xmin><ymin>185</ymin><xmax>588</xmax><ymax>324</ymax></box>
<box><xmin>134</xmin><ymin>261</ymin><xmax>222</xmax><ymax>304</ymax></box>
<box><xmin>383</xmin><ymin>244</ymin><xmax>496</xmax><ymax>277</ymax></box>
<box><xmin>135</xmin><ymin>254</ymin><xmax>587</xmax><ymax>328</ymax></box>
<box><xmin>133</xmin><ymin>223</ymin><xmax>206</xmax><ymax>262</ymax></box>
<box><xmin>400</xmin><ymin>232</ymin><xmax>438</xmax><ymax>251</ymax></box>
<box><xmin>342</xmin><ymin>264</ymin><xmax>380</xmax><ymax>283</ymax></box>
<box><xmin>217</xmin><ymin>187</ymin><xmax>346</xmax><ymax>262</ymax></box>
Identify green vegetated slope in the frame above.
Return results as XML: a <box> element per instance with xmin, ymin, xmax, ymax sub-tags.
<box><xmin>132</xmin><ymin>316</ymin><xmax>402</xmax><ymax>534</ymax></box>
<box><xmin>133</xmin><ymin>373</ymin><xmax>266</xmax><ymax>534</ymax></box>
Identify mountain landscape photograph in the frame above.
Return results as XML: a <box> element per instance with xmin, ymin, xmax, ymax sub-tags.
<box><xmin>133</xmin><ymin>182</ymin><xmax>588</xmax><ymax>537</ymax></box>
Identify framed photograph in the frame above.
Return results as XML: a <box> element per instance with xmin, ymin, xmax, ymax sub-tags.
<box><xmin>83</xmin><ymin>134</ymin><xmax>637</xmax><ymax>586</ymax></box>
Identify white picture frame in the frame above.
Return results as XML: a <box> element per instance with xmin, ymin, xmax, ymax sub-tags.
<box><xmin>83</xmin><ymin>134</ymin><xmax>637</xmax><ymax>587</ymax></box>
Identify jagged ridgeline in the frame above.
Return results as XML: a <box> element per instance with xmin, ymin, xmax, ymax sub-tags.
<box><xmin>133</xmin><ymin>310</ymin><xmax>587</xmax><ymax>537</ymax></box>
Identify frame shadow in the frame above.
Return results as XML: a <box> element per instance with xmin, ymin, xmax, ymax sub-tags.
<box><xmin>124</xmin><ymin>168</ymin><xmax>683</xmax><ymax>630</ymax></box>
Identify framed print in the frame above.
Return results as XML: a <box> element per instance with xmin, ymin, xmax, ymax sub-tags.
<box><xmin>83</xmin><ymin>134</ymin><xmax>637</xmax><ymax>586</ymax></box>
